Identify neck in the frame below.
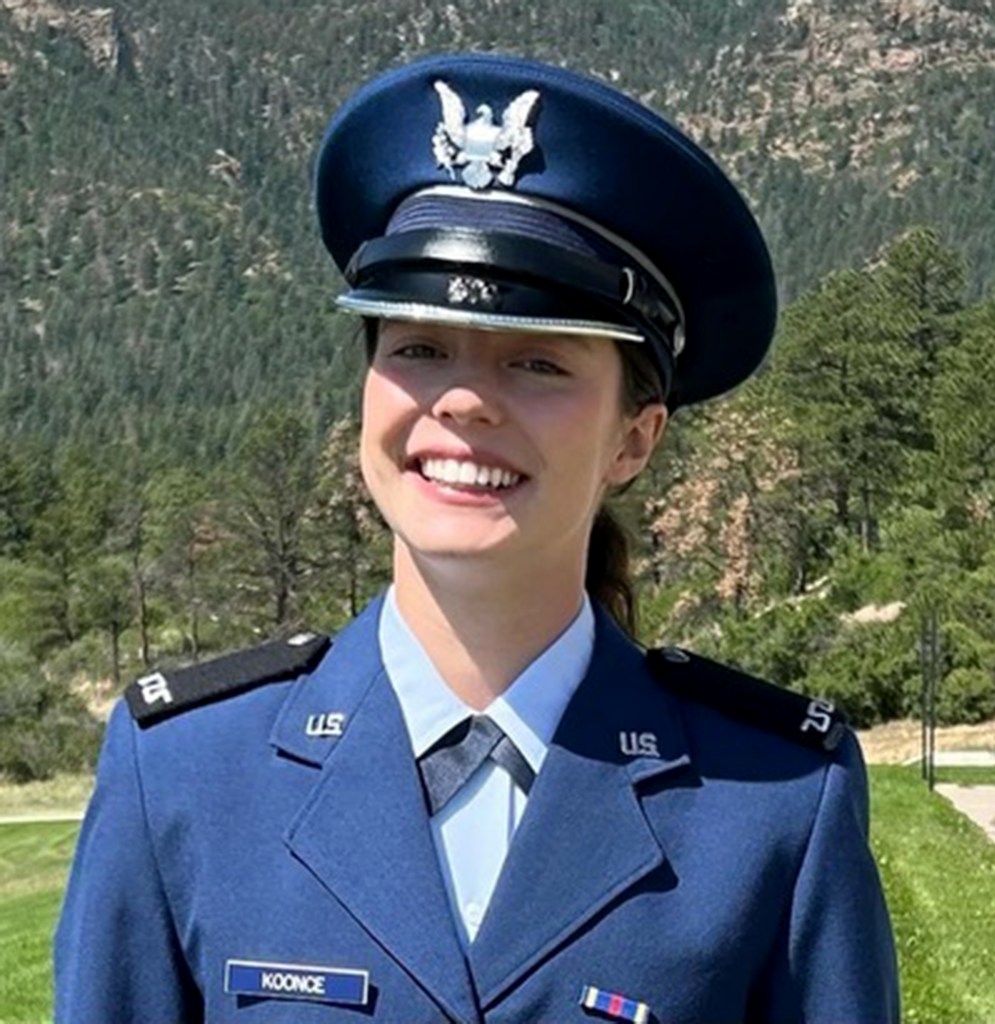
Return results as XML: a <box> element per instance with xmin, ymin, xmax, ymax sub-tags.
<box><xmin>392</xmin><ymin>543</ymin><xmax>586</xmax><ymax>709</ymax></box>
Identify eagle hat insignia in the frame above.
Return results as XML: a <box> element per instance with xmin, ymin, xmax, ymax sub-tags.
<box><xmin>432</xmin><ymin>80</ymin><xmax>541</xmax><ymax>190</ymax></box>
<box><xmin>447</xmin><ymin>274</ymin><xmax>499</xmax><ymax>307</ymax></box>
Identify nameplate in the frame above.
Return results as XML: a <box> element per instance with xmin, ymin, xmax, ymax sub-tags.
<box><xmin>225</xmin><ymin>958</ymin><xmax>369</xmax><ymax>1005</ymax></box>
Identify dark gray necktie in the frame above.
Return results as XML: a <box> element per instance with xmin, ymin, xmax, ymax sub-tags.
<box><xmin>417</xmin><ymin>715</ymin><xmax>536</xmax><ymax>816</ymax></box>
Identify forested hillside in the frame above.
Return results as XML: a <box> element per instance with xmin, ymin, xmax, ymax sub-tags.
<box><xmin>2</xmin><ymin>0</ymin><xmax>995</xmax><ymax>451</ymax></box>
<box><xmin>1</xmin><ymin>0</ymin><xmax>994</xmax><ymax>779</ymax></box>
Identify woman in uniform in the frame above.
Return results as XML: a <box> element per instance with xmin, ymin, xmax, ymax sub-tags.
<box><xmin>55</xmin><ymin>53</ymin><xmax>900</xmax><ymax>1023</ymax></box>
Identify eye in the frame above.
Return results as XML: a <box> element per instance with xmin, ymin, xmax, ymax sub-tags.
<box><xmin>389</xmin><ymin>341</ymin><xmax>447</xmax><ymax>360</ymax></box>
<box><xmin>514</xmin><ymin>357</ymin><xmax>568</xmax><ymax>376</ymax></box>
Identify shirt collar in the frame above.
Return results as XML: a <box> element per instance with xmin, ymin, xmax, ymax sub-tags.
<box><xmin>379</xmin><ymin>586</ymin><xmax>595</xmax><ymax>774</ymax></box>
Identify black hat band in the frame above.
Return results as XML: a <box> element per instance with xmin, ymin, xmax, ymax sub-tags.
<box><xmin>347</xmin><ymin>229</ymin><xmax>675</xmax><ymax>325</ymax></box>
<box><xmin>343</xmin><ymin>227</ymin><xmax>681</xmax><ymax>384</ymax></box>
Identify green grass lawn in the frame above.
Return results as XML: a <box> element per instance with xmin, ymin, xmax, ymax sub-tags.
<box><xmin>0</xmin><ymin>821</ymin><xmax>79</xmax><ymax>1024</ymax></box>
<box><xmin>2</xmin><ymin>768</ymin><xmax>995</xmax><ymax>1022</ymax></box>
<box><xmin>0</xmin><ymin>776</ymin><xmax>92</xmax><ymax>818</ymax></box>
<box><xmin>933</xmin><ymin>765</ymin><xmax>995</xmax><ymax>787</ymax></box>
<box><xmin>870</xmin><ymin>767</ymin><xmax>995</xmax><ymax>1023</ymax></box>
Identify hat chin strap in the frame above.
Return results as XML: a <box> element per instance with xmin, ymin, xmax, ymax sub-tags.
<box><xmin>345</xmin><ymin>228</ymin><xmax>681</xmax><ymax>346</ymax></box>
<box><xmin>409</xmin><ymin>184</ymin><xmax>687</xmax><ymax>325</ymax></box>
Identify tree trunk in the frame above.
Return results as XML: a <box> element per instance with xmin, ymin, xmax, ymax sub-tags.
<box><xmin>187</xmin><ymin>547</ymin><xmax>200</xmax><ymax>661</ymax></box>
<box><xmin>134</xmin><ymin>558</ymin><xmax>151</xmax><ymax>669</ymax></box>
<box><xmin>110</xmin><ymin>622</ymin><xmax>122</xmax><ymax>687</ymax></box>
<box><xmin>859</xmin><ymin>479</ymin><xmax>874</xmax><ymax>553</ymax></box>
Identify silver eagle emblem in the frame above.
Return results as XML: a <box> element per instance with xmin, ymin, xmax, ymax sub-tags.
<box><xmin>447</xmin><ymin>275</ymin><xmax>499</xmax><ymax>307</ymax></box>
<box><xmin>432</xmin><ymin>80</ymin><xmax>541</xmax><ymax>190</ymax></box>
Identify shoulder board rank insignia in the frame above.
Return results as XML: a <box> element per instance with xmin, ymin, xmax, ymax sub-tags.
<box><xmin>646</xmin><ymin>646</ymin><xmax>848</xmax><ymax>753</ymax></box>
<box><xmin>125</xmin><ymin>631</ymin><xmax>332</xmax><ymax>729</ymax></box>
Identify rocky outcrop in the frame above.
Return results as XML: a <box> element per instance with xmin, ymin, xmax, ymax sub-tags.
<box><xmin>673</xmin><ymin>0</ymin><xmax>995</xmax><ymax>180</ymax></box>
<box><xmin>1</xmin><ymin>0</ymin><xmax>131</xmax><ymax>73</ymax></box>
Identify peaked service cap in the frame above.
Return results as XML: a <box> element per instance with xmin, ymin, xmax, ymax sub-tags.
<box><xmin>315</xmin><ymin>53</ymin><xmax>776</xmax><ymax>408</ymax></box>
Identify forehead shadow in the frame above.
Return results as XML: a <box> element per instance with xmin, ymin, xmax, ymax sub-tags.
<box><xmin>376</xmin><ymin>318</ymin><xmax>617</xmax><ymax>356</ymax></box>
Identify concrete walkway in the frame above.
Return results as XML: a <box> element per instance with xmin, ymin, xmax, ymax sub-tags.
<box><xmin>904</xmin><ymin>749</ymin><xmax>995</xmax><ymax>767</ymax></box>
<box><xmin>901</xmin><ymin>749</ymin><xmax>995</xmax><ymax>844</ymax></box>
<box><xmin>936</xmin><ymin>785</ymin><xmax>995</xmax><ymax>843</ymax></box>
<box><xmin>0</xmin><ymin>810</ymin><xmax>84</xmax><ymax>825</ymax></box>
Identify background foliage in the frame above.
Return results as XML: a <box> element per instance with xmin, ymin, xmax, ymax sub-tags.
<box><xmin>1</xmin><ymin>0</ymin><xmax>994</xmax><ymax>777</ymax></box>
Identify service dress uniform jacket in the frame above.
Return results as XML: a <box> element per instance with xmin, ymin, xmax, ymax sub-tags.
<box><xmin>55</xmin><ymin>594</ymin><xmax>899</xmax><ymax>1023</ymax></box>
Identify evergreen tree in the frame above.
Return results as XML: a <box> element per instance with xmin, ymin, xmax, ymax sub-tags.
<box><xmin>222</xmin><ymin>407</ymin><xmax>318</xmax><ymax>628</ymax></box>
<box><xmin>306</xmin><ymin>416</ymin><xmax>390</xmax><ymax>624</ymax></box>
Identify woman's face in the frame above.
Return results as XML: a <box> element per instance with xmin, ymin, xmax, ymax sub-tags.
<box><xmin>360</xmin><ymin>320</ymin><xmax>666</xmax><ymax>578</ymax></box>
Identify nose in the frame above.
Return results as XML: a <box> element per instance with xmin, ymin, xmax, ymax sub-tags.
<box><xmin>431</xmin><ymin>370</ymin><xmax>505</xmax><ymax>426</ymax></box>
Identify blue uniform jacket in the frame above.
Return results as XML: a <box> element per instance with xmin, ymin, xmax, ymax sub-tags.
<box><xmin>55</xmin><ymin>596</ymin><xmax>899</xmax><ymax>1023</ymax></box>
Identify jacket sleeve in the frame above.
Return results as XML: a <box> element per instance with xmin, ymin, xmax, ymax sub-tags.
<box><xmin>54</xmin><ymin>700</ymin><xmax>203</xmax><ymax>1024</ymax></box>
<box><xmin>754</xmin><ymin>732</ymin><xmax>901</xmax><ymax>1024</ymax></box>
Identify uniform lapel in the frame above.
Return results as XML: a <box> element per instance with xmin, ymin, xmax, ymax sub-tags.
<box><xmin>468</xmin><ymin>609</ymin><xmax>691</xmax><ymax>1008</ymax></box>
<box><xmin>273</xmin><ymin>598</ymin><xmax>480</xmax><ymax>1024</ymax></box>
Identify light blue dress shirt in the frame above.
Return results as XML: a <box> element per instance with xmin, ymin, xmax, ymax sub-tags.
<box><xmin>379</xmin><ymin>586</ymin><xmax>595</xmax><ymax>948</ymax></box>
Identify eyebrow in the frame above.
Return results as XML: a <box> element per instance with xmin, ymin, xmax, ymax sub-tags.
<box><xmin>377</xmin><ymin>324</ymin><xmax>605</xmax><ymax>358</ymax></box>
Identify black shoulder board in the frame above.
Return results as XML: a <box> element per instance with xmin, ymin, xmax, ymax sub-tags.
<box><xmin>646</xmin><ymin>646</ymin><xmax>848</xmax><ymax>753</ymax></box>
<box><xmin>125</xmin><ymin>631</ymin><xmax>332</xmax><ymax>729</ymax></box>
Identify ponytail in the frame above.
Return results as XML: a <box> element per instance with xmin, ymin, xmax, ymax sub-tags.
<box><xmin>585</xmin><ymin>507</ymin><xmax>637</xmax><ymax>637</ymax></box>
<box><xmin>585</xmin><ymin>340</ymin><xmax>665</xmax><ymax>637</ymax></box>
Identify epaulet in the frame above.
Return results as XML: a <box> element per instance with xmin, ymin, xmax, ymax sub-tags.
<box><xmin>125</xmin><ymin>631</ymin><xmax>332</xmax><ymax>729</ymax></box>
<box><xmin>646</xmin><ymin>646</ymin><xmax>849</xmax><ymax>753</ymax></box>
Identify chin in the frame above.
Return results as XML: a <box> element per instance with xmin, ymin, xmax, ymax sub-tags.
<box><xmin>396</xmin><ymin>522</ymin><xmax>527</xmax><ymax>564</ymax></box>
<box><xmin>408</xmin><ymin>533</ymin><xmax>520</xmax><ymax>561</ymax></box>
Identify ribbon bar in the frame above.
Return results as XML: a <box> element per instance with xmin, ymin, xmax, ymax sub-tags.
<box><xmin>580</xmin><ymin>984</ymin><xmax>651</xmax><ymax>1024</ymax></box>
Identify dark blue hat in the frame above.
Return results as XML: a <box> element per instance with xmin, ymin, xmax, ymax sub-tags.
<box><xmin>315</xmin><ymin>53</ymin><xmax>776</xmax><ymax>408</ymax></box>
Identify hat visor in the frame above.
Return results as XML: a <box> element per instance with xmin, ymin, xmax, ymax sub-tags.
<box><xmin>336</xmin><ymin>291</ymin><xmax>645</xmax><ymax>344</ymax></box>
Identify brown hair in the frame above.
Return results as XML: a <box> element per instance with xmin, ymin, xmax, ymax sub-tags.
<box><xmin>586</xmin><ymin>341</ymin><xmax>664</xmax><ymax>637</ymax></box>
<box><xmin>362</xmin><ymin>319</ymin><xmax>664</xmax><ymax>637</ymax></box>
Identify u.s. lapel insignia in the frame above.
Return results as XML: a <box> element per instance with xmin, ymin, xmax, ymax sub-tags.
<box><xmin>619</xmin><ymin>731</ymin><xmax>660</xmax><ymax>758</ymax></box>
<box><xmin>432</xmin><ymin>80</ymin><xmax>541</xmax><ymax>190</ymax></box>
<box><xmin>304</xmin><ymin>712</ymin><xmax>346</xmax><ymax>738</ymax></box>
<box><xmin>580</xmin><ymin>984</ymin><xmax>651</xmax><ymax>1023</ymax></box>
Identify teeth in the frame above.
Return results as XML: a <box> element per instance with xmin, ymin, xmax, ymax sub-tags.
<box><xmin>420</xmin><ymin>458</ymin><xmax>521</xmax><ymax>490</ymax></box>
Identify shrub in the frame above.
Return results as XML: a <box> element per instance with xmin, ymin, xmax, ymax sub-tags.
<box><xmin>806</xmin><ymin>620</ymin><xmax>919</xmax><ymax>728</ymax></box>
<box><xmin>0</xmin><ymin>644</ymin><xmax>102</xmax><ymax>783</ymax></box>
<box><xmin>936</xmin><ymin>667</ymin><xmax>995</xmax><ymax>725</ymax></box>
<box><xmin>694</xmin><ymin>598</ymin><xmax>839</xmax><ymax>690</ymax></box>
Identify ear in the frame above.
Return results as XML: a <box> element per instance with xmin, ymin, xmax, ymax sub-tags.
<box><xmin>605</xmin><ymin>403</ymin><xmax>668</xmax><ymax>487</ymax></box>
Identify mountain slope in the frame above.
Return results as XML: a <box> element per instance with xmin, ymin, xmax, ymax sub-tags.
<box><xmin>2</xmin><ymin>0</ymin><xmax>993</xmax><ymax>453</ymax></box>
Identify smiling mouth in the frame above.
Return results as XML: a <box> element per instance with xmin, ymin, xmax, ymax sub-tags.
<box><xmin>415</xmin><ymin>457</ymin><xmax>524</xmax><ymax>490</ymax></box>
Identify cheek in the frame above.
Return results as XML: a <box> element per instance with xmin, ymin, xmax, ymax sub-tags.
<box><xmin>357</xmin><ymin>419</ymin><xmax>377</xmax><ymax>493</ymax></box>
<box><xmin>358</xmin><ymin>373</ymin><xmax>400</xmax><ymax>490</ymax></box>
<box><xmin>360</xmin><ymin>368</ymin><xmax>386</xmax><ymax>424</ymax></box>
<box><xmin>361</xmin><ymin>370</ymin><xmax>412</xmax><ymax>449</ymax></box>
<box><xmin>533</xmin><ymin>395</ymin><xmax>626</xmax><ymax>489</ymax></box>
<box><xmin>587</xmin><ymin>415</ymin><xmax>632</xmax><ymax>490</ymax></box>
